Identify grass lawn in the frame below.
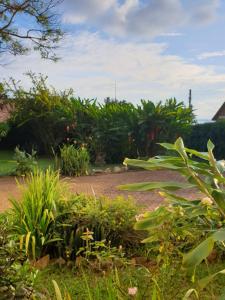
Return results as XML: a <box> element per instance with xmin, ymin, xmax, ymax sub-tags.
<box><xmin>34</xmin><ymin>262</ymin><xmax>225</xmax><ymax>299</ymax></box>
<box><xmin>0</xmin><ymin>150</ymin><xmax>54</xmax><ymax>176</ymax></box>
<box><xmin>0</xmin><ymin>150</ymin><xmax>124</xmax><ymax>176</ymax></box>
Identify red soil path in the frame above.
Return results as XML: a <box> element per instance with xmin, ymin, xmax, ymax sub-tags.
<box><xmin>0</xmin><ymin>170</ymin><xmax>201</xmax><ymax>212</ymax></box>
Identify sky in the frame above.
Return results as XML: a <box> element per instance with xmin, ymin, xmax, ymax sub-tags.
<box><xmin>1</xmin><ymin>0</ymin><xmax>225</xmax><ymax>122</ymax></box>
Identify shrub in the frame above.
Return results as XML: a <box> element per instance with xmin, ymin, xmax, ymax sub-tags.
<box><xmin>120</xmin><ymin>138</ymin><xmax>225</xmax><ymax>271</ymax></box>
<box><xmin>13</xmin><ymin>147</ymin><xmax>37</xmax><ymax>176</ymax></box>
<box><xmin>9</xmin><ymin>168</ymin><xmax>141</xmax><ymax>260</ymax></box>
<box><xmin>9</xmin><ymin>168</ymin><xmax>66</xmax><ymax>259</ymax></box>
<box><xmin>54</xmin><ymin>194</ymin><xmax>142</xmax><ymax>260</ymax></box>
<box><xmin>185</xmin><ymin>120</ymin><xmax>225</xmax><ymax>159</ymax></box>
<box><xmin>60</xmin><ymin>144</ymin><xmax>90</xmax><ymax>176</ymax></box>
<box><xmin>0</xmin><ymin>214</ymin><xmax>35</xmax><ymax>299</ymax></box>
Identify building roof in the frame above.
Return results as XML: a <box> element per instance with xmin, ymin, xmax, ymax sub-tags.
<box><xmin>212</xmin><ymin>102</ymin><xmax>225</xmax><ymax>121</ymax></box>
<box><xmin>0</xmin><ymin>102</ymin><xmax>11</xmax><ymax>123</ymax></box>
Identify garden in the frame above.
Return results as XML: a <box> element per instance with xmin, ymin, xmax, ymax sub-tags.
<box><xmin>0</xmin><ymin>73</ymin><xmax>225</xmax><ymax>300</ymax></box>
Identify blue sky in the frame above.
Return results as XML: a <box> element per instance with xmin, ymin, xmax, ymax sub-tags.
<box><xmin>1</xmin><ymin>0</ymin><xmax>225</xmax><ymax>122</ymax></box>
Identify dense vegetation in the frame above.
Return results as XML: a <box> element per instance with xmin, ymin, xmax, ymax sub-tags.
<box><xmin>0</xmin><ymin>73</ymin><xmax>194</xmax><ymax>163</ymax></box>
<box><xmin>1</xmin><ymin>140</ymin><xmax>225</xmax><ymax>299</ymax></box>
<box><xmin>186</xmin><ymin>120</ymin><xmax>225</xmax><ymax>159</ymax></box>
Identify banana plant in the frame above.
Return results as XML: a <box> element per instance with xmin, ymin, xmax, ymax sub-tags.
<box><xmin>119</xmin><ymin>137</ymin><xmax>225</xmax><ymax>271</ymax></box>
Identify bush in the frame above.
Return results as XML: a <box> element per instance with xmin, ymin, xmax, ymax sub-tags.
<box><xmin>9</xmin><ymin>169</ymin><xmax>141</xmax><ymax>260</ymax></box>
<box><xmin>60</xmin><ymin>144</ymin><xmax>90</xmax><ymax>176</ymax></box>
<box><xmin>9</xmin><ymin>168</ymin><xmax>66</xmax><ymax>259</ymax></box>
<box><xmin>13</xmin><ymin>147</ymin><xmax>37</xmax><ymax>176</ymax></box>
<box><xmin>54</xmin><ymin>194</ymin><xmax>141</xmax><ymax>260</ymax></box>
<box><xmin>0</xmin><ymin>214</ymin><xmax>35</xmax><ymax>299</ymax></box>
<box><xmin>185</xmin><ymin>120</ymin><xmax>225</xmax><ymax>159</ymax></box>
<box><xmin>121</xmin><ymin>138</ymin><xmax>225</xmax><ymax>270</ymax></box>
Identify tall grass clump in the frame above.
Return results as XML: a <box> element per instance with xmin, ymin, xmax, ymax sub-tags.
<box><xmin>10</xmin><ymin>168</ymin><xmax>65</xmax><ymax>259</ymax></box>
<box><xmin>60</xmin><ymin>144</ymin><xmax>90</xmax><ymax>176</ymax></box>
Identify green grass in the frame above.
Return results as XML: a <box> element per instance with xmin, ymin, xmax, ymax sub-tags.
<box><xmin>34</xmin><ymin>262</ymin><xmax>225</xmax><ymax>300</ymax></box>
<box><xmin>0</xmin><ymin>150</ymin><xmax>54</xmax><ymax>176</ymax></box>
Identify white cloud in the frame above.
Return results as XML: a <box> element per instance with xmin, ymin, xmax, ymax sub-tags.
<box><xmin>198</xmin><ymin>50</ymin><xmax>225</xmax><ymax>60</ymax></box>
<box><xmin>62</xmin><ymin>0</ymin><xmax>220</xmax><ymax>38</ymax></box>
<box><xmin>0</xmin><ymin>32</ymin><xmax>225</xmax><ymax>120</ymax></box>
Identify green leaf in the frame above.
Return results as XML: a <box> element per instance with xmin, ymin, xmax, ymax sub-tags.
<box><xmin>158</xmin><ymin>142</ymin><xmax>175</xmax><ymax>150</ymax></box>
<box><xmin>183</xmin><ymin>237</ymin><xmax>214</xmax><ymax>268</ymax></box>
<box><xmin>212</xmin><ymin>190</ymin><xmax>225</xmax><ymax>214</ymax></box>
<box><xmin>119</xmin><ymin>181</ymin><xmax>194</xmax><ymax>192</ymax></box>
<box><xmin>175</xmin><ymin>137</ymin><xmax>188</xmax><ymax>162</ymax></box>
<box><xmin>198</xmin><ymin>269</ymin><xmax>225</xmax><ymax>290</ymax></box>
<box><xmin>134</xmin><ymin>207</ymin><xmax>170</xmax><ymax>231</ymax></box>
<box><xmin>183</xmin><ymin>289</ymin><xmax>199</xmax><ymax>300</ymax></box>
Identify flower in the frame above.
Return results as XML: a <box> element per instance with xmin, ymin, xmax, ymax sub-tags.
<box><xmin>135</xmin><ymin>213</ymin><xmax>145</xmax><ymax>221</ymax></box>
<box><xmin>128</xmin><ymin>287</ymin><xmax>138</xmax><ymax>296</ymax></box>
<box><xmin>201</xmin><ymin>197</ymin><xmax>213</xmax><ymax>206</ymax></box>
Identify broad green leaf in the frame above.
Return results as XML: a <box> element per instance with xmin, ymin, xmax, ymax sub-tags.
<box><xmin>184</xmin><ymin>148</ymin><xmax>209</xmax><ymax>161</ymax></box>
<box><xmin>212</xmin><ymin>190</ymin><xmax>225</xmax><ymax>214</ymax></box>
<box><xmin>158</xmin><ymin>142</ymin><xmax>175</xmax><ymax>150</ymax></box>
<box><xmin>134</xmin><ymin>207</ymin><xmax>170</xmax><ymax>230</ymax></box>
<box><xmin>183</xmin><ymin>237</ymin><xmax>214</xmax><ymax>268</ymax></box>
<box><xmin>119</xmin><ymin>181</ymin><xmax>194</xmax><ymax>192</ymax></box>
<box><xmin>175</xmin><ymin>137</ymin><xmax>188</xmax><ymax>162</ymax></box>
<box><xmin>207</xmin><ymin>139</ymin><xmax>215</xmax><ymax>152</ymax></box>
<box><xmin>212</xmin><ymin>229</ymin><xmax>225</xmax><ymax>242</ymax></box>
<box><xmin>198</xmin><ymin>269</ymin><xmax>225</xmax><ymax>290</ymax></box>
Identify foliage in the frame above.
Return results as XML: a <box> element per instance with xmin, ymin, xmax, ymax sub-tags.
<box><xmin>0</xmin><ymin>0</ymin><xmax>63</xmax><ymax>60</ymax></box>
<box><xmin>13</xmin><ymin>147</ymin><xmax>37</xmax><ymax>176</ymax></box>
<box><xmin>186</xmin><ymin>120</ymin><xmax>225</xmax><ymax>160</ymax></box>
<box><xmin>9</xmin><ymin>168</ymin><xmax>65</xmax><ymax>259</ymax></box>
<box><xmin>54</xmin><ymin>194</ymin><xmax>141</xmax><ymax>260</ymax></box>
<box><xmin>0</xmin><ymin>214</ymin><xmax>36</xmax><ymax>299</ymax></box>
<box><xmin>34</xmin><ymin>262</ymin><xmax>225</xmax><ymax>299</ymax></box>
<box><xmin>0</xmin><ymin>122</ymin><xmax>9</xmax><ymax>140</ymax></box>
<box><xmin>136</xmin><ymin>99</ymin><xmax>194</xmax><ymax>157</ymax></box>
<box><xmin>3</xmin><ymin>73</ymin><xmax>76</xmax><ymax>154</ymax></box>
<box><xmin>60</xmin><ymin>144</ymin><xmax>90</xmax><ymax>176</ymax></box>
<box><xmin>120</xmin><ymin>138</ymin><xmax>225</xmax><ymax>271</ymax></box>
<box><xmin>1</xmin><ymin>75</ymin><xmax>194</xmax><ymax>162</ymax></box>
<box><xmin>8</xmin><ymin>168</ymin><xmax>140</xmax><ymax>260</ymax></box>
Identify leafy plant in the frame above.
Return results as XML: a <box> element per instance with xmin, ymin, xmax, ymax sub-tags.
<box><xmin>13</xmin><ymin>146</ymin><xmax>37</xmax><ymax>176</ymax></box>
<box><xmin>120</xmin><ymin>138</ymin><xmax>225</xmax><ymax>272</ymax></box>
<box><xmin>0</xmin><ymin>122</ymin><xmax>9</xmax><ymax>140</ymax></box>
<box><xmin>54</xmin><ymin>194</ymin><xmax>141</xmax><ymax>260</ymax></box>
<box><xmin>60</xmin><ymin>144</ymin><xmax>90</xmax><ymax>176</ymax></box>
<box><xmin>9</xmin><ymin>168</ymin><xmax>65</xmax><ymax>259</ymax></box>
<box><xmin>0</xmin><ymin>214</ymin><xmax>36</xmax><ymax>299</ymax></box>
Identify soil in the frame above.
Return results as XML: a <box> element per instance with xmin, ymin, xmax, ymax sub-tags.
<box><xmin>0</xmin><ymin>170</ymin><xmax>201</xmax><ymax>212</ymax></box>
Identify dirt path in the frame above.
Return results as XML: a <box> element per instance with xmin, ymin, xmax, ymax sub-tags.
<box><xmin>0</xmin><ymin>170</ymin><xmax>202</xmax><ymax>212</ymax></box>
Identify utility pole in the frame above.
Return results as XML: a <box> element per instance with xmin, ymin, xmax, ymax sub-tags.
<box><xmin>189</xmin><ymin>89</ymin><xmax>192</xmax><ymax>109</ymax></box>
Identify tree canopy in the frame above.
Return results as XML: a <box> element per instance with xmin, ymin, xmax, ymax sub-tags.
<box><xmin>0</xmin><ymin>0</ymin><xmax>63</xmax><ymax>60</ymax></box>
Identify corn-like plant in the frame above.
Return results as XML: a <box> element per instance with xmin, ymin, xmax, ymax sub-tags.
<box><xmin>10</xmin><ymin>168</ymin><xmax>65</xmax><ymax>259</ymax></box>
<box><xmin>120</xmin><ymin>138</ymin><xmax>225</xmax><ymax>275</ymax></box>
<box><xmin>60</xmin><ymin>144</ymin><xmax>90</xmax><ymax>176</ymax></box>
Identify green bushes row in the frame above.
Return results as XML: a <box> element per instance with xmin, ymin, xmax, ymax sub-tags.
<box><xmin>8</xmin><ymin>169</ymin><xmax>141</xmax><ymax>260</ymax></box>
<box><xmin>0</xmin><ymin>73</ymin><xmax>194</xmax><ymax>163</ymax></box>
<box><xmin>186</xmin><ymin>120</ymin><xmax>225</xmax><ymax>159</ymax></box>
